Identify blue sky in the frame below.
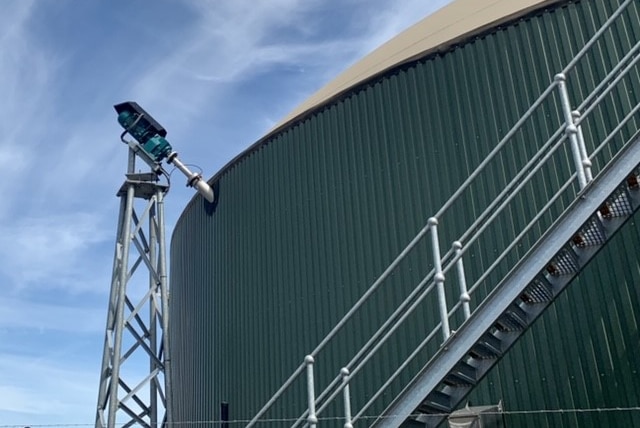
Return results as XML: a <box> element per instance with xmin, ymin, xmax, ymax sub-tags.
<box><xmin>0</xmin><ymin>1</ymin><xmax>451</xmax><ymax>426</ymax></box>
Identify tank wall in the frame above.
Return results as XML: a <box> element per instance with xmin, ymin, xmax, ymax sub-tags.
<box><xmin>169</xmin><ymin>0</ymin><xmax>640</xmax><ymax>425</ymax></box>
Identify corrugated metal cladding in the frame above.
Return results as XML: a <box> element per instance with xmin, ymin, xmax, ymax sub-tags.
<box><xmin>169</xmin><ymin>0</ymin><xmax>640</xmax><ymax>426</ymax></box>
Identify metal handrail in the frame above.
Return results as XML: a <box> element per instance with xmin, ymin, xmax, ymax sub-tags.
<box><xmin>577</xmin><ymin>33</ymin><xmax>640</xmax><ymax>112</ymax></box>
<box><xmin>307</xmin><ymin>123</ymin><xmax>570</xmax><ymax>424</ymax></box>
<box><xmin>349</xmin><ymin>131</ymin><xmax>574</xmax><ymax>424</ymax></box>
<box><xmin>245</xmin><ymin>1</ymin><xmax>639</xmax><ymax>425</ymax></box>
<box><xmin>561</xmin><ymin>0</ymin><xmax>634</xmax><ymax>75</ymax></box>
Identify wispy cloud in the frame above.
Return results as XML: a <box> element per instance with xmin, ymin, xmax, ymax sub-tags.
<box><xmin>0</xmin><ymin>213</ymin><xmax>111</xmax><ymax>292</ymax></box>
<box><xmin>0</xmin><ymin>297</ymin><xmax>104</xmax><ymax>333</ymax></box>
<box><xmin>0</xmin><ymin>352</ymin><xmax>96</xmax><ymax>422</ymax></box>
<box><xmin>128</xmin><ymin>0</ymin><xmax>327</xmax><ymax>127</ymax></box>
<box><xmin>0</xmin><ymin>1</ymin><xmax>46</xmax><ymax>217</ymax></box>
<box><xmin>122</xmin><ymin>0</ymin><xmax>451</xmax><ymax>166</ymax></box>
<box><xmin>0</xmin><ymin>1</ymin><xmax>453</xmax><ymax>426</ymax></box>
<box><xmin>351</xmin><ymin>0</ymin><xmax>453</xmax><ymax>54</ymax></box>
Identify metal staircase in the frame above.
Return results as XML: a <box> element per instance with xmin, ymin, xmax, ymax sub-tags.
<box><xmin>373</xmin><ymin>139</ymin><xmax>640</xmax><ymax>427</ymax></box>
<box><xmin>245</xmin><ymin>0</ymin><xmax>640</xmax><ymax>426</ymax></box>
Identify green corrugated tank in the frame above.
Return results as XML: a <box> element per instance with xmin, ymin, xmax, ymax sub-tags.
<box><xmin>169</xmin><ymin>0</ymin><xmax>640</xmax><ymax>426</ymax></box>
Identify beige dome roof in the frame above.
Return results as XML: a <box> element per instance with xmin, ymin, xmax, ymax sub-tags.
<box><xmin>270</xmin><ymin>0</ymin><xmax>560</xmax><ymax>134</ymax></box>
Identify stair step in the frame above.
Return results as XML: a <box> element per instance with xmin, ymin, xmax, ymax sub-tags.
<box><xmin>521</xmin><ymin>276</ymin><xmax>554</xmax><ymax>303</ymax></box>
<box><xmin>495</xmin><ymin>304</ymin><xmax>528</xmax><ymax>332</ymax></box>
<box><xmin>469</xmin><ymin>333</ymin><xmax>502</xmax><ymax>359</ymax></box>
<box><xmin>443</xmin><ymin>361</ymin><xmax>478</xmax><ymax>387</ymax></box>
<box><xmin>572</xmin><ymin>216</ymin><xmax>606</xmax><ymax>247</ymax></box>
<box><xmin>370</xmin><ymin>123</ymin><xmax>640</xmax><ymax>426</ymax></box>
<box><xmin>546</xmin><ymin>247</ymin><xmax>579</xmax><ymax>276</ymax></box>
<box><xmin>599</xmin><ymin>187</ymin><xmax>633</xmax><ymax>218</ymax></box>
<box><xmin>417</xmin><ymin>390</ymin><xmax>451</xmax><ymax>414</ymax></box>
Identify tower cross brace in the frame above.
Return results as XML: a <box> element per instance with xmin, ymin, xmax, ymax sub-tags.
<box><xmin>95</xmin><ymin>149</ymin><xmax>172</xmax><ymax>428</ymax></box>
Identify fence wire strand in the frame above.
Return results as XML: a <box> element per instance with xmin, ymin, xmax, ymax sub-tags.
<box><xmin>6</xmin><ymin>406</ymin><xmax>640</xmax><ymax>427</ymax></box>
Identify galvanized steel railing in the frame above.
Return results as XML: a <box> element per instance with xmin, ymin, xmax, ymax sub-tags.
<box><xmin>246</xmin><ymin>0</ymin><xmax>640</xmax><ymax>426</ymax></box>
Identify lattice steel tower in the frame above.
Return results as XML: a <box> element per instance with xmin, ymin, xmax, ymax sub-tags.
<box><xmin>95</xmin><ymin>102</ymin><xmax>214</xmax><ymax>428</ymax></box>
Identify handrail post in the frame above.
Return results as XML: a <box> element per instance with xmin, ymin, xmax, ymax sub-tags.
<box><xmin>340</xmin><ymin>368</ymin><xmax>353</xmax><ymax>428</ymax></box>
<box><xmin>305</xmin><ymin>355</ymin><xmax>318</xmax><ymax>427</ymax></box>
<box><xmin>452</xmin><ymin>241</ymin><xmax>471</xmax><ymax>320</ymax></box>
<box><xmin>428</xmin><ymin>217</ymin><xmax>450</xmax><ymax>341</ymax></box>
<box><xmin>555</xmin><ymin>73</ymin><xmax>588</xmax><ymax>189</ymax></box>
<box><xmin>573</xmin><ymin>110</ymin><xmax>593</xmax><ymax>181</ymax></box>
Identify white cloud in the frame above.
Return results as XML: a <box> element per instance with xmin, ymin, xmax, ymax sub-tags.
<box><xmin>0</xmin><ymin>1</ymin><xmax>54</xmax><ymax>142</ymax></box>
<box><xmin>33</xmin><ymin>126</ymin><xmax>126</xmax><ymax>207</ymax></box>
<box><xmin>128</xmin><ymin>0</ymin><xmax>317</xmax><ymax>123</ymax></box>
<box><xmin>0</xmin><ymin>297</ymin><xmax>104</xmax><ymax>333</ymax></box>
<box><xmin>120</xmin><ymin>0</ymin><xmax>450</xmax><ymax>167</ymax></box>
<box><xmin>0</xmin><ymin>385</ymin><xmax>48</xmax><ymax>415</ymax></box>
<box><xmin>177</xmin><ymin>0</ymin><xmax>322</xmax><ymax>80</ymax></box>
<box><xmin>0</xmin><ymin>353</ymin><xmax>95</xmax><ymax>423</ymax></box>
<box><xmin>352</xmin><ymin>0</ymin><xmax>453</xmax><ymax>55</ymax></box>
<box><xmin>0</xmin><ymin>1</ymin><xmax>67</xmax><ymax>223</ymax></box>
<box><xmin>0</xmin><ymin>146</ymin><xmax>29</xmax><ymax>173</ymax></box>
<box><xmin>0</xmin><ymin>213</ymin><xmax>111</xmax><ymax>292</ymax></box>
<box><xmin>127</xmin><ymin>0</ymin><xmax>367</xmax><ymax>135</ymax></box>
<box><xmin>0</xmin><ymin>1</ymin><xmax>456</xmax><ymax>426</ymax></box>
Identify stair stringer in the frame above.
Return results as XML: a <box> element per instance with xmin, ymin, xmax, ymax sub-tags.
<box><xmin>372</xmin><ymin>133</ymin><xmax>640</xmax><ymax>428</ymax></box>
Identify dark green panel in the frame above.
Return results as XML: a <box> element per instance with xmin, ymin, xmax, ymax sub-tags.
<box><xmin>170</xmin><ymin>0</ymin><xmax>640</xmax><ymax>426</ymax></box>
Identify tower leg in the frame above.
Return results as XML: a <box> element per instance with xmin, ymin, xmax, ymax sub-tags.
<box><xmin>95</xmin><ymin>155</ymin><xmax>171</xmax><ymax>428</ymax></box>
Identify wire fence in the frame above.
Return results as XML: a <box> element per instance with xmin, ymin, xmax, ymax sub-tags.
<box><xmin>7</xmin><ymin>406</ymin><xmax>640</xmax><ymax>428</ymax></box>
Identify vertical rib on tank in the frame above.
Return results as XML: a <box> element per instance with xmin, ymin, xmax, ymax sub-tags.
<box><xmin>169</xmin><ymin>0</ymin><xmax>640</xmax><ymax>426</ymax></box>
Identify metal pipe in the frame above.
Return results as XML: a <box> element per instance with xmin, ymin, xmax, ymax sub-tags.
<box><xmin>309</xmin><ymin>164</ymin><xmax>577</xmax><ymax>421</ymax></box>
<box><xmin>576</xmin><ymin>41</ymin><xmax>640</xmax><ymax>124</ymax></box>
<box><xmin>453</xmin><ymin>241</ymin><xmax>471</xmax><ymax>319</ymax></box>
<box><xmin>466</xmin><ymin>173</ymin><xmax>576</xmax><ymax>298</ymax></box>
<box><xmin>255</xmin><ymin>79</ymin><xmax>560</xmax><ymax>427</ymax></box>
<box><xmin>246</xmin><ymin>362</ymin><xmax>306</xmax><ymax>427</ymax></box>
<box><xmin>95</xmin><ymin>195</ymin><xmax>128</xmax><ymax>428</ymax></box>
<box><xmin>435</xmin><ymin>82</ymin><xmax>559</xmax><ymax>218</ymax></box>
<box><xmin>590</xmin><ymin>100</ymin><xmax>640</xmax><ymax>159</ymax></box>
<box><xmin>448</xmin><ymin>102</ymin><xmax>639</xmax><ymax>318</ymax></box>
<box><xmin>353</xmin><ymin>323</ymin><xmax>442</xmax><ymax>423</ymax></box>
<box><xmin>253</xmin><ymin>218</ymin><xmax>435</xmax><ymax>426</ymax></box>
<box><xmin>292</xmin><ymin>266</ymin><xmax>439</xmax><ymax>427</ymax></box>
<box><xmin>555</xmin><ymin>73</ymin><xmax>588</xmax><ymax>189</ymax></box>
<box><xmin>573</xmin><ymin>110</ymin><xmax>593</xmax><ymax>181</ymax></box>
<box><xmin>300</xmin><ymin>49</ymin><xmax>635</xmax><ymax>426</ymax></box>
<box><xmin>284</xmin><ymin>76</ymin><xmax>561</xmax><ymax>428</ymax></box>
<box><xmin>305</xmin><ymin>356</ymin><xmax>318</xmax><ymax>427</ymax></box>
<box><xmin>167</xmin><ymin>153</ymin><xmax>214</xmax><ymax>203</ymax></box>
<box><xmin>247</xmin><ymin>3</ymin><xmax>636</xmax><ymax>421</ymax></box>
<box><xmin>311</xmin><ymin>281</ymin><xmax>437</xmax><ymax>422</ymax></box>
<box><xmin>443</xmin><ymin>132</ymin><xmax>570</xmax><ymax>281</ymax></box>
<box><xmin>308</xmin><ymin>275</ymin><xmax>440</xmax><ymax>422</ymax></box>
<box><xmin>107</xmin><ymin>182</ymin><xmax>136</xmax><ymax>428</ymax></box>
<box><xmin>429</xmin><ymin>218</ymin><xmax>450</xmax><ymax>341</ymax></box>
<box><xmin>157</xmin><ymin>188</ymin><xmax>172</xmax><ymax>427</ymax></box>
<box><xmin>578</xmin><ymin>37</ymin><xmax>640</xmax><ymax>111</ymax></box>
<box><xmin>562</xmin><ymin>0</ymin><xmax>634</xmax><ymax>74</ymax></box>
<box><xmin>127</xmin><ymin>146</ymin><xmax>136</xmax><ymax>174</ymax></box>
<box><xmin>341</xmin><ymin>368</ymin><xmax>353</xmax><ymax>428</ymax></box>
<box><xmin>148</xmin><ymin>196</ymin><xmax>158</xmax><ymax>428</ymax></box>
